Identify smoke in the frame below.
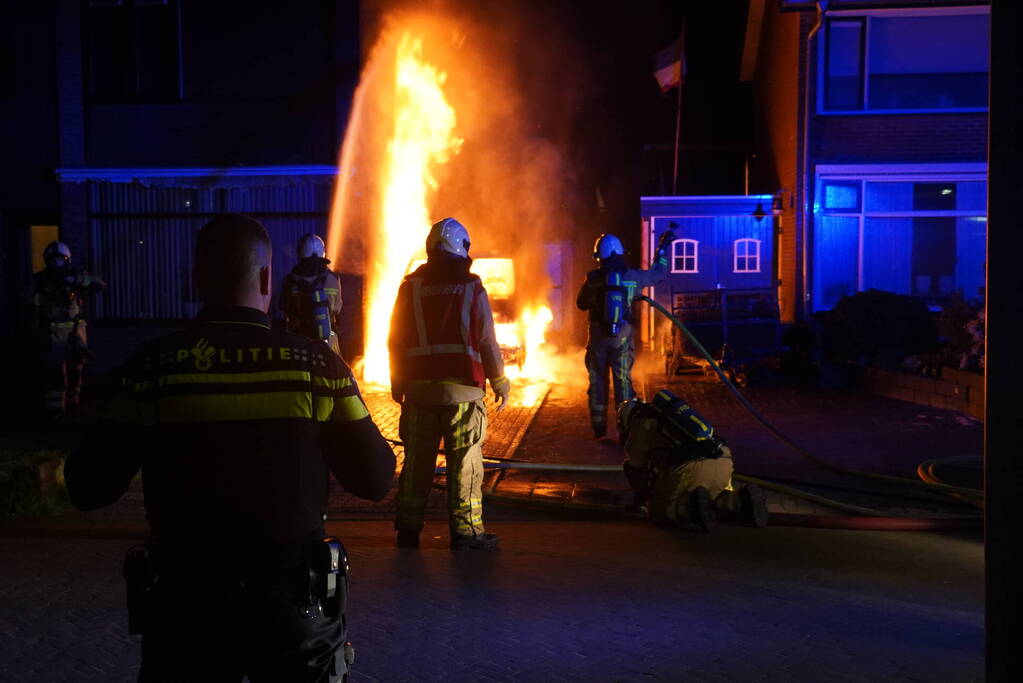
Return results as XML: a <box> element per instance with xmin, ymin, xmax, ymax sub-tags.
<box><xmin>328</xmin><ymin>0</ymin><xmax>592</xmax><ymax>314</ymax></box>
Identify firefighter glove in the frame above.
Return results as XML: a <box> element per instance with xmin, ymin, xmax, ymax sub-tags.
<box><xmin>490</xmin><ymin>375</ymin><xmax>511</xmax><ymax>412</ymax></box>
<box><xmin>656</xmin><ymin>227</ymin><xmax>677</xmax><ymax>254</ymax></box>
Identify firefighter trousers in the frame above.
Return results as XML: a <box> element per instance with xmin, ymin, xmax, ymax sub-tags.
<box><xmin>41</xmin><ymin>321</ymin><xmax>87</xmax><ymax>416</ymax></box>
<box><xmin>585</xmin><ymin>335</ymin><xmax>635</xmax><ymax>431</ymax></box>
<box><xmin>395</xmin><ymin>399</ymin><xmax>487</xmax><ymax>538</ymax></box>
<box><xmin>647</xmin><ymin>453</ymin><xmax>736</xmax><ymax>525</ymax></box>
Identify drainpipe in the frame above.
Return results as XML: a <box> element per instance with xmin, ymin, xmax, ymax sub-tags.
<box><xmin>800</xmin><ymin>1</ymin><xmax>828</xmax><ymax>322</ymax></box>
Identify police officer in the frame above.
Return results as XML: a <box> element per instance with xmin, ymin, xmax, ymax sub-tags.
<box><xmin>281</xmin><ymin>233</ymin><xmax>344</xmax><ymax>356</ymax></box>
<box><xmin>576</xmin><ymin>228</ymin><xmax>674</xmax><ymax>438</ymax></box>
<box><xmin>64</xmin><ymin>214</ymin><xmax>396</xmax><ymax>682</ymax></box>
<box><xmin>389</xmin><ymin>217</ymin><xmax>510</xmax><ymax>551</ymax></box>
<box><xmin>618</xmin><ymin>391</ymin><xmax>768</xmax><ymax>531</ymax></box>
<box><xmin>31</xmin><ymin>241</ymin><xmax>105</xmax><ymax>416</ymax></box>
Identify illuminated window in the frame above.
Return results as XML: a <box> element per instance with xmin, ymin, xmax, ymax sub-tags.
<box><xmin>671</xmin><ymin>239</ymin><xmax>698</xmax><ymax>273</ymax></box>
<box><xmin>813</xmin><ymin>172</ymin><xmax>987</xmax><ymax>311</ymax></box>
<box><xmin>734</xmin><ymin>239</ymin><xmax>761</xmax><ymax>273</ymax></box>
<box><xmin>822</xmin><ymin>11</ymin><xmax>989</xmax><ymax>113</ymax></box>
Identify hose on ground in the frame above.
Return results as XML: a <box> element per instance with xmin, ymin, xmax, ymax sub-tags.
<box><xmin>916</xmin><ymin>455</ymin><xmax>984</xmax><ymax>510</ymax></box>
<box><xmin>638</xmin><ymin>295</ymin><xmax>984</xmax><ymax>500</ymax></box>
<box><xmin>429</xmin><ymin>461</ymin><xmax>980</xmax><ymax>526</ymax></box>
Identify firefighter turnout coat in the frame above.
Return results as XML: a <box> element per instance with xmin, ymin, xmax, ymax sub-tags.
<box><xmin>388</xmin><ymin>255</ymin><xmax>505</xmax><ymax>537</ymax></box>
<box><xmin>576</xmin><ymin>251</ymin><xmax>668</xmax><ymax>431</ymax></box>
<box><xmin>281</xmin><ymin>257</ymin><xmax>343</xmax><ymax>355</ymax></box>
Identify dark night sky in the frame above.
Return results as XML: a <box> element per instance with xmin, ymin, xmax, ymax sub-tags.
<box><xmin>496</xmin><ymin>0</ymin><xmax>754</xmax><ymax>244</ymax></box>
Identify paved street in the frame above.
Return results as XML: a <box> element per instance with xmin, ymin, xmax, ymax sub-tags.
<box><xmin>0</xmin><ymin>372</ymin><xmax>985</xmax><ymax>681</ymax></box>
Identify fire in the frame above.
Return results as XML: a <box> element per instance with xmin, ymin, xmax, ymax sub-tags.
<box><xmin>327</xmin><ymin>17</ymin><xmax>560</xmax><ymax>405</ymax></box>
<box><xmin>362</xmin><ymin>32</ymin><xmax>463</xmax><ymax>386</ymax></box>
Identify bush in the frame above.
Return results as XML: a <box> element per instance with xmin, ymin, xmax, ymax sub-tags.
<box><xmin>819</xmin><ymin>289</ymin><xmax>938</xmax><ymax>370</ymax></box>
<box><xmin>0</xmin><ymin>443</ymin><xmax>70</xmax><ymax>518</ymax></box>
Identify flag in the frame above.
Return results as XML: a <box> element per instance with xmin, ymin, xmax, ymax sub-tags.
<box><xmin>653</xmin><ymin>31</ymin><xmax>686</xmax><ymax>93</ymax></box>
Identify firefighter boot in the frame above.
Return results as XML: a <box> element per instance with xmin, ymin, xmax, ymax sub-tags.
<box><xmin>451</xmin><ymin>532</ymin><xmax>500</xmax><ymax>551</ymax></box>
<box><xmin>396</xmin><ymin>529</ymin><xmax>420</xmax><ymax>549</ymax></box>
<box><xmin>739</xmin><ymin>483</ymin><xmax>769</xmax><ymax>528</ymax></box>
<box><xmin>685</xmin><ymin>487</ymin><xmax>715</xmax><ymax>533</ymax></box>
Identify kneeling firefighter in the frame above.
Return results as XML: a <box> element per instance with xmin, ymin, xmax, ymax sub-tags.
<box><xmin>389</xmin><ymin>217</ymin><xmax>511</xmax><ymax>551</ymax></box>
<box><xmin>618</xmin><ymin>390</ymin><xmax>768</xmax><ymax>531</ymax></box>
<box><xmin>281</xmin><ymin>234</ymin><xmax>344</xmax><ymax>356</ymax></box>
<box><xmin>576</xmin><ymin>227</ymin><xmax>674</xmax><ymax>438</ymax></box>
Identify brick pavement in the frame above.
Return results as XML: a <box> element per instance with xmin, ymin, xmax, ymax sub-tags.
<box><xmin>0</xmin><ymin>372</ymin><xmax>988</xmax><ymax>681</ymax></box>
<box><xmin>0</xmin><ymin>521</ymin><xmax>983</xmax><ymax>682</ymax></box>
<box><xmin>496</xmin><ymin>374</ymin><xmax>983</xmax><ymax>519</ymax></box>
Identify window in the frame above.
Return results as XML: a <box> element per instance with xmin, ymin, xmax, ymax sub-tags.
<box><xmin>813</xmin><ymin>170</ymin><xmax>987</xmax><ymax>311</ymax></box>
<box><xmin>671</xmin><ymin>239</ymin><xmax>698</xmax><ymax>273</ymax></box>
<box><xmin>734</xmin><ymin>239</ymin><xmax>761</xmax><ymax>273</ymax></box>
<box><xmin>86</xmin><ymin>0</ymin><xmax>181</xmax><ymax>102</ymax></box>
<box><xmin>821</xmin><ymin>11</ymin><xmax>989</xmax><ymax>113</ymax></box>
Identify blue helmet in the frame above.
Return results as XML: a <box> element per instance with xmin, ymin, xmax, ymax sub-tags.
<box><xmin>593</xmin><ymin>233</ymin><xmax>624</xmax><ymax>262</ymax></box>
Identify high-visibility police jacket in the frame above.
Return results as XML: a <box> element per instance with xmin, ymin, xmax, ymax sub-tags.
<box><xmin>389</xmin><ymin>256</ymin><xmax>504</xmax><ymax>402</ymax></box>
<box><xmin>64</xmin><ymin>305</ymin><xmax>396</xmax><ymax>570</ymax></box>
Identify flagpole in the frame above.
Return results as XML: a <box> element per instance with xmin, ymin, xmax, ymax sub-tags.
<box><xmin>672</xmin><ymin>18</ymin><xmax>685</xmax><ymax>196</ymax></box>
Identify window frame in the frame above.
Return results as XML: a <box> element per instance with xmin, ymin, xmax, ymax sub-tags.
<box><xmin>811</xmin><ymin>163</ymin><xmax>988</xmax><ymax>311</ymax></box>
<box><xmin>734</xmin><ymin>238</ymin><xmax>762</xmax><ymax>273</ymax></box>
<box><xmin>671</xmin><ymin>238</ymin><xmax>699</xmax><ymax>274</ymax></box>
<box><xmin>817</xmin><ymin>6</ymin><xmax>991</xmax><ymax>116</ymax></box>
<box><xmin>84</xmin><ymin>0</ymin><xmax>184</xmax><ymax>104</ymax></box>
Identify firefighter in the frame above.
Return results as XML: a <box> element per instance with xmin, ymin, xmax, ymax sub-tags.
<box><xmin>30</xmin><ymin>241</ymin><xmax>105</xmax><ymax>417</ymax></box>
<box><xmin>281</xmin><ymin>233</ymin><xmax>344</xmax><ymax>356</ymax></box>
<box><xmin>389</xmin><ymin>217</ymin><xmax>511</xmax><ymax>551</ymax></box>
<box><xmin>576</xmin><ymin>227</ymin><xmax>675</xmax><ymax>438</ymax></box>
<box><xmin>618</xmin><ymin>391</ymin><xmax>768</xmax><ymax>531</ymax></box>
<box><xmin>64</xmin><ymin>214</ymin><xmax>396</xmax><ymax>682</ymax></box>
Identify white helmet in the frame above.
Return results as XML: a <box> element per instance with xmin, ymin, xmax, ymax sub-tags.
<box><xmin>426</xmin><ymin>217</ymin><xmax>470</xmax><ymax>258</ymax></box>
<box><xmin>297</xmin><ymin>234</ymin><xmax>326</xmax><ymax>259</ymax></box>
<box><xmin>593</xmin><ymin>233</ymin><xmax>624</xmax><ymax>262</ymax></box>
<box><xmin>43</xmin><ymin>241</ymin><xmax>72</xmax><ymax>268</ymax></box>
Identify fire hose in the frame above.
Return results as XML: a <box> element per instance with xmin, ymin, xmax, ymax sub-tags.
<box><xmin>384</xmin><ymin>297</ymin><xmax>983</xmax><ymax>529</ymax></box>
<box><xmin>637</xmin><ymin>296</ymin><xmax>983</xmax><ymax>497</ymax></box>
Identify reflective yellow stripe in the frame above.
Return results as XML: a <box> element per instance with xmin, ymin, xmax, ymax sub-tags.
<box><xmin>332</xmin><ymin>395</ymin><xmax>369</xmax><ymax>422</ymax></box>
<box><xmin>159</xmin><ymin>392</ymin><xmax>312</xmax><ymax>422</ymax></box>
<box><xmin>313</xmin><ymin>375</ymin><xmax>353</xmax><ymax>390</ymax></box>
<box><xmin>314</xmin><ymin>396</ymin><xmax>334</xmax><ymax>421</ymax></box>
<box><xmin>160</xmin><ymin>370</ymin><xmax>311</xmax><ymax>386</ymax></box>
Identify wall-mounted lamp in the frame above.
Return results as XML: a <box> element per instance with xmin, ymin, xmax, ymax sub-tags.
<box><xmin>752</xmin><ymin>200</ymin><xmax>767</xmax><ymax>222</ymax></box>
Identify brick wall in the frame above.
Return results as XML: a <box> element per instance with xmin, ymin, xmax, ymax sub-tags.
<box><xmin>812</xmin><ymin>113</ymin><xmax>988</xmax><ymax>163</ymax></box>
<box><xmin>860</xmin><ymin>366</ymin><xmax>984</xmax><ymax>420</ymax></box>
<box><xmin>753</xmin><ymin>6</ymin><xmax>801</xmax><ymax>322</ymax></box>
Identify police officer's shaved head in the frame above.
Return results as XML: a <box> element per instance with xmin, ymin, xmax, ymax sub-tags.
<box><xmin>195</xmin><ymin>214</ymin><xmax>272</xmax><ymax>309</ymax></box>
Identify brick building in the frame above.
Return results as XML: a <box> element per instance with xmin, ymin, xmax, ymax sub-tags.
<box><xmin>742</xmin><ymin>0</ymin><xmax>989</xmax><ymax>323</ymax></box>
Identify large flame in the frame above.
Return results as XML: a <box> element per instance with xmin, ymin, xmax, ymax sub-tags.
<box><xmin>328</xmin><ymin>16</ymin><xmax>560</xmax><ymax>405</ymax></box>
<box><xmin>362</xmin><ymin>33</ymin><xmax>463</xmax><ymax>385</ymax></box>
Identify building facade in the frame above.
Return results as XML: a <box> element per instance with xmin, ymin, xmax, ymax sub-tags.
<box><xmin>1</xmin><ymin>0</ymin><xmax>361</xmax><ymax>363</ymax></box>
<box><xmin>743</xmin><ymin>0</ymin><xmax>989</xmax><ymax>322</ymax></box>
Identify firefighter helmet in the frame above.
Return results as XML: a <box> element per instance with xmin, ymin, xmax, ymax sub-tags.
<box><xmin>297</xmin><ymin>234</ymin><xmax>326</xmax><ymax>260</ymax></box>
<box><xmin>593</xmin><ymin>233</ymin><xmax>624</xmax><ymax>262</ymax></box>
<box><xmin>43</xmin><ymin>241</ymin><xmax>71</xmax><ymax>268</ymax></box>
<box><xmin>426</xmin><ymin>217</ymin><xmax>470</xmax><ymax>258</ymax></box>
